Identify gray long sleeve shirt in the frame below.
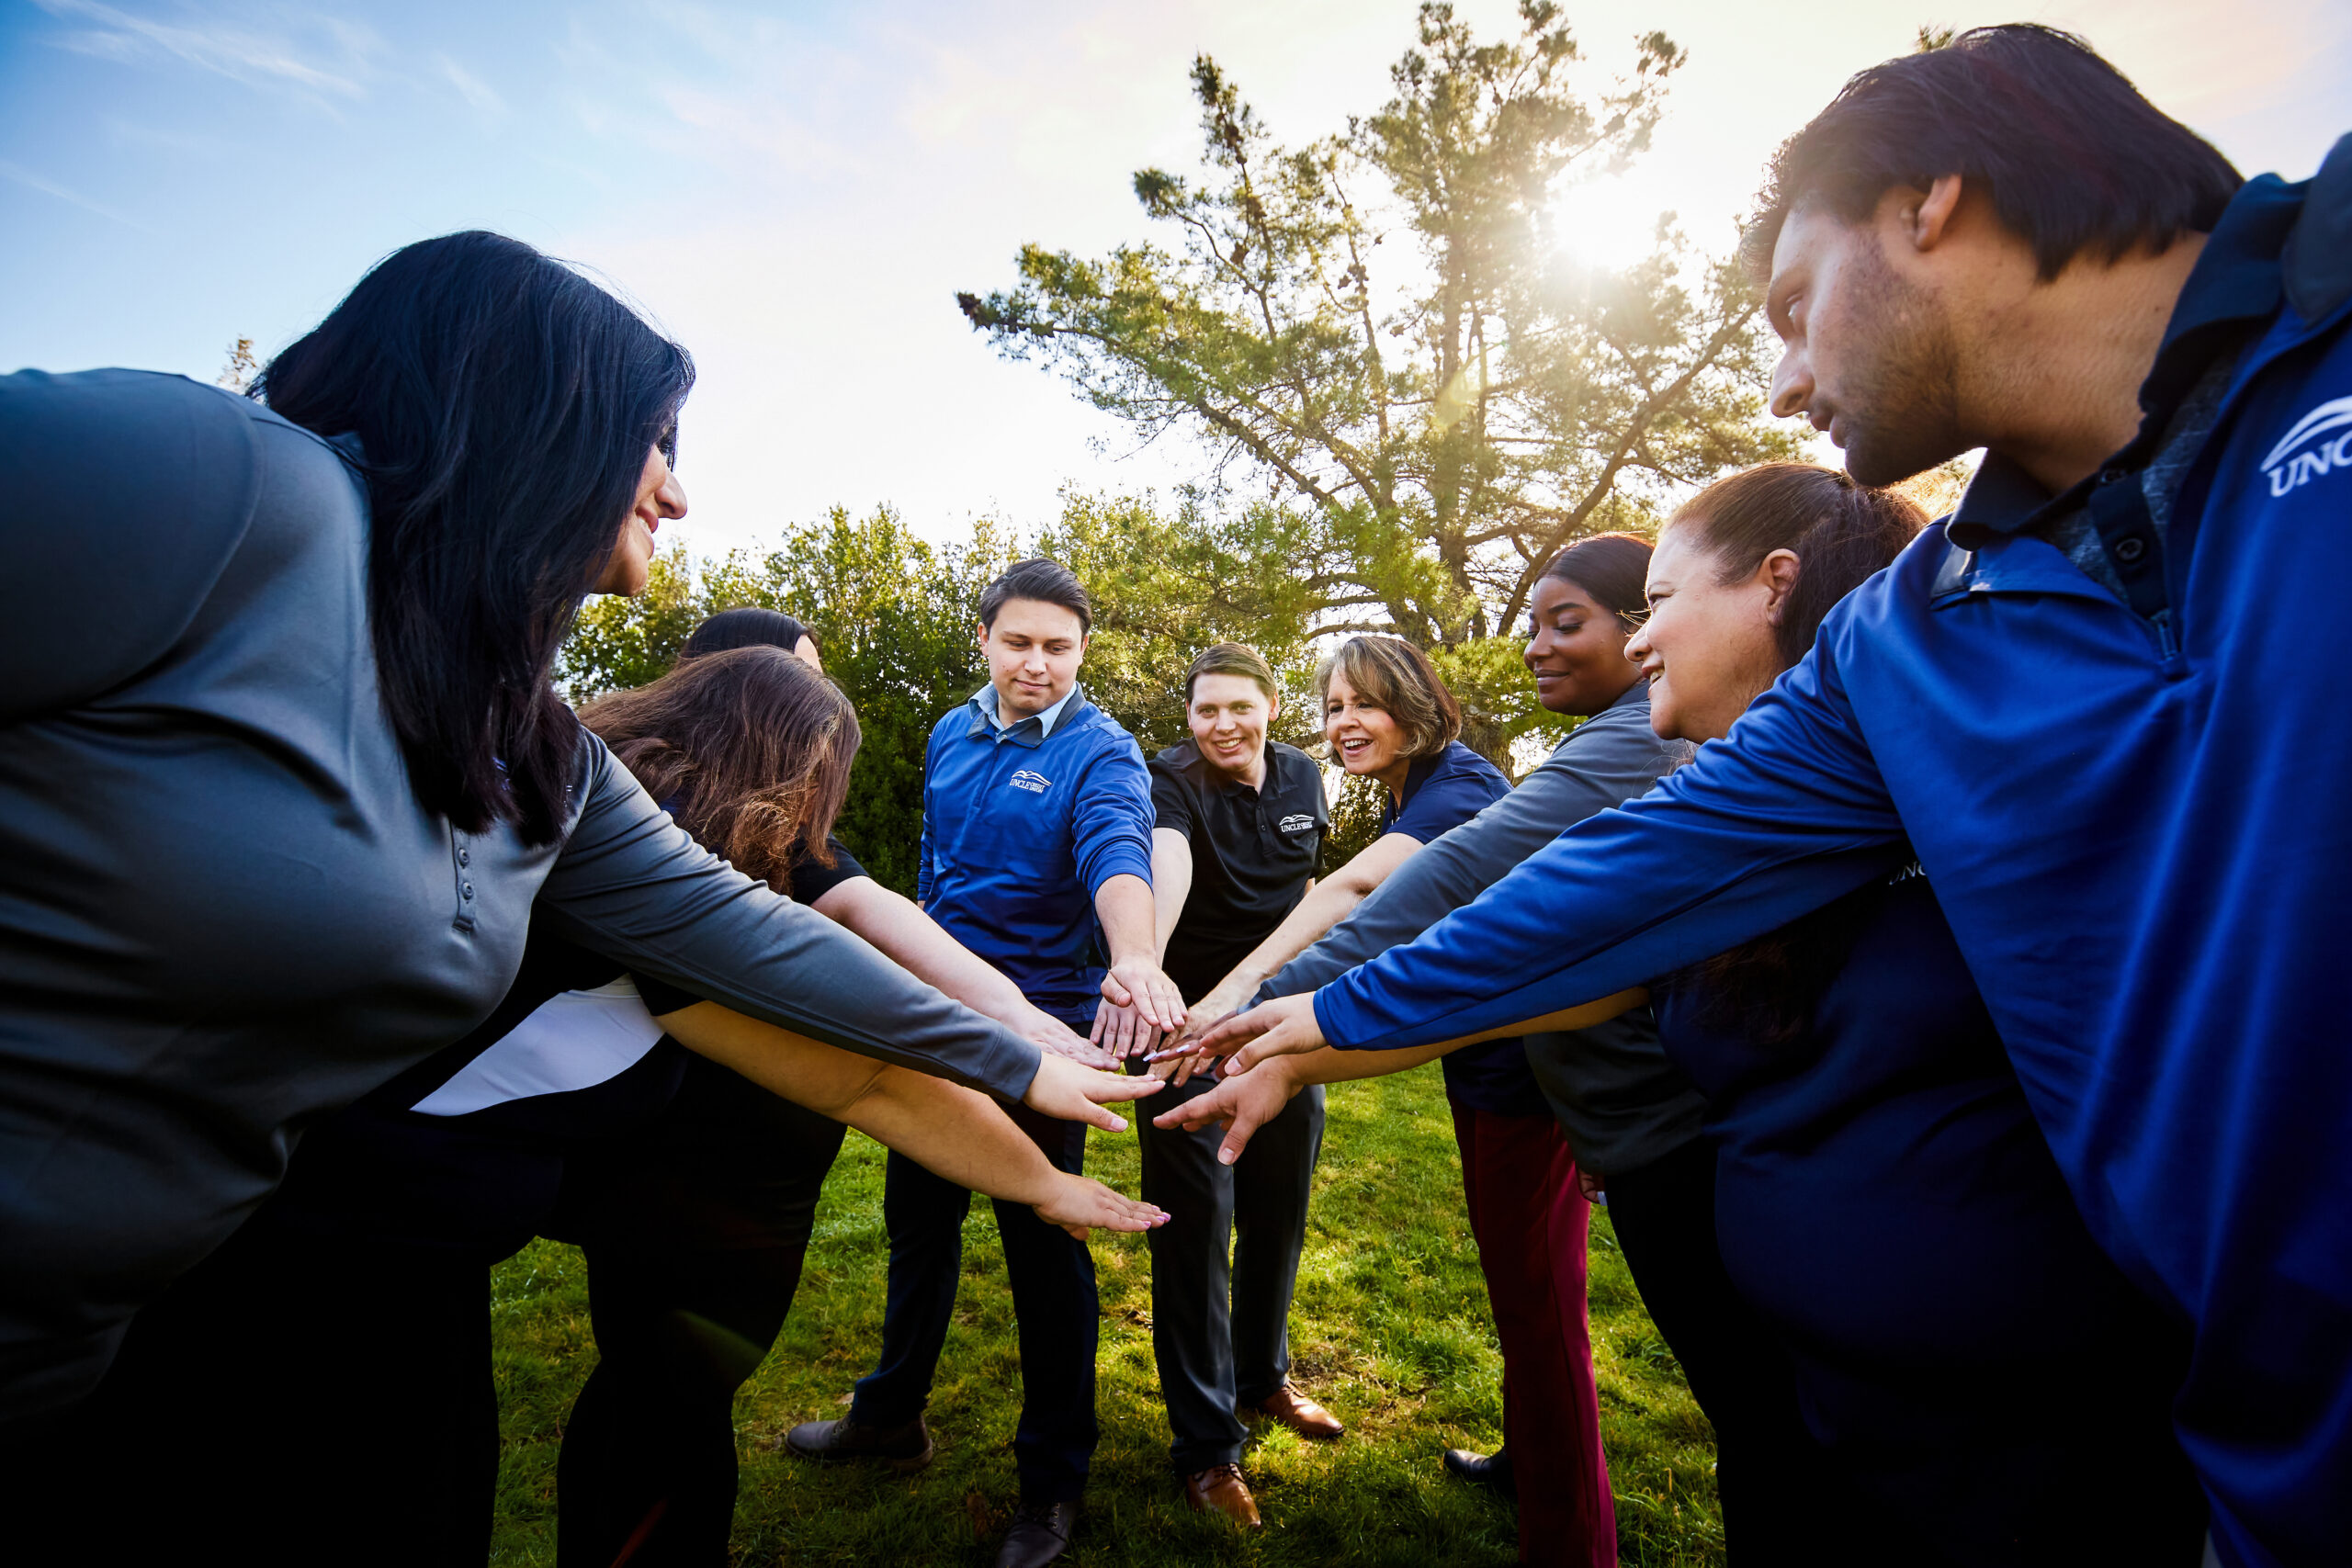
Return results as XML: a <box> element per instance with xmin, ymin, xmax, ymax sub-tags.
<box><xmin>0</xmin><ymin>369</ymin><xmax>1041</xmax><ymax>1419</ymax></box>
<box><xmin>1257</xmin><ymin>680</ymin><xmax>1705</xmax><ymax>1174</ymax></box>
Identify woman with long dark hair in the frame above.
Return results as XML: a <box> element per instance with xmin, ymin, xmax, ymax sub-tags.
<box><xmin>1178</xmin><ymin>464</ymin><xmax>2205</xmax><ymax>1563</ymax></box>
<box><xmin>0</xmin><ymin>230</ymin><xmax>1153</xmax><ymax>1439</ymax></box>
<box><xmin>34</xmin><ymin>644</ymin><xmax>1165</xmax><ymax>1563</ymax></box>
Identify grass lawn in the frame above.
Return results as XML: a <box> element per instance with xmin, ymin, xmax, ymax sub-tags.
<box><xmin>487</xmin><ymin>1066</ymin><xmax>1725</xmax><ymax>1565</ymax></box>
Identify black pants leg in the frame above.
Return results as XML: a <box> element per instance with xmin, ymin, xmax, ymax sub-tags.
<box><xmin>555</xmin><ymin>1059</ymin><xmax>849</xmax><ymax>1568</ymax></box>
<box><xmin>990</xmin><ymin>1102</ymin><xmax>1099</xmax><ymax>1504</ymax></box>
<box><xmin>1135</xmin><ymin>1066</ymin><xmax>1327</xmax><ymax>1475</ymax></box>
<box><xmin>1228</xmin><ymin>1080</ymin><xmax>1323</xmax><ymax>1406</ymax></box>
<box><xmin>850</xmin><ymin>1149</ymin><xmax>978</xmax><ymax>1425</ymax></box>
<box><xmin>1605</xmin><ymin>1135</ymin><xmax>1829</xmax><ymax>1567</ymax></box>
<box><xmin>852</xmin><ymin>1103</ymin><xmax>1099</xmax><ymax>1504</ymax></box>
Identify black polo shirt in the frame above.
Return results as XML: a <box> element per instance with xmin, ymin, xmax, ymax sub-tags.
<box><xmin>1150</xmin><ymin>739</ymin><xmax>1329</xmax><ymax>1003</ymax></box>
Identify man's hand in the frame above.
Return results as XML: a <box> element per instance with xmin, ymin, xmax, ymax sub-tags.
<box><xmin>1023</xmin><ymin>1009</ymin><xmax>1116</xmax><ymax>1069</ymax></box>
<box><xmin>1099</xmin><ymin>954</ymin><xmax>1186</xmax><ymax>1038</ymax></box>
<box><xmin>1031</xmin><ymin>1172</ymin><xmax>1170</xmax><ymax>1240</ymax></box>
<box><xmin>1166</xmin><ymin>991</ymin><xmax>1329</xmax><ymax>1075</ymax></box>
<box><xmin>1022</xmin><ymin>1050</ymin><xmax>1163</xmax><ymax>1131</ymax></box>
<box><xmin>1089</xmin><ymin>997</ymin><xmax>1167</xmax><ymax>1061</ymax></box>
<box><xmin>1152</xmin><ymin>1055</ymin><xmax>1304</xmax><ymax>1166</ymax></box>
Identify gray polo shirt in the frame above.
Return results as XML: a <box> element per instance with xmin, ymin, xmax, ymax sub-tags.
<box><xmin>0</xmin><ymin>369</ymin><xmax>1039</xmax><ymax>1419</ymax></box>
<box><xmin>1257</xmin><ymin>680</ymin><xmax>1705</xmax><ymax>1175</ymax></box>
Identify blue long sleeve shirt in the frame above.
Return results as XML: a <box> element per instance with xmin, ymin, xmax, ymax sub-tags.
<box><xmin>918</xmin><ymin>683</ymin><xmax>1155</xmax><ymax>1021</ymax></box>
<box><xmin>1313</xmin><ymin>147</ymin><xmax>2352</xmax><ymax>1568</ymax></box>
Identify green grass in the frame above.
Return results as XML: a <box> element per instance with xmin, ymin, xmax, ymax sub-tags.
<box><xmin>488</xmin><ymin>1067</ymin><xmax>1725</xmax><ymax>1565</ymax></box>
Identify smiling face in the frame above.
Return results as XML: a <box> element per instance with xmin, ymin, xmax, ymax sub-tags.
<box><xmin>1323</xmin><ymin>670</ymin><xmax>1410</xmax><ymax>793</ymax></box>
<box><xmin>1765</xmin><ymin>197</ymin><xmax>1967</xmax><ymax>488</ymax></box>
<box><xmin>1188</xmin><ymin>671</ymin><xmax>1275</xmax><ymax>784</ymax></box>
<box><xmin>1625</xmin><ymin>525</ymin><xmax>1794</xmax><ymax>744</ymax></box>
<box><xmin>979</xmin><ymin>597</ymin><xmax>1088</xmax><ymax>720</ymax></box>
<box><xmin>1524</xmin><ymin>573</ymin><xmax>1643</xmax><ymax>716</ymax></box>
<box><xmin>593</xmin><ymin>443</ymin><xmax>688</xmax><ymax>596</ymax></box>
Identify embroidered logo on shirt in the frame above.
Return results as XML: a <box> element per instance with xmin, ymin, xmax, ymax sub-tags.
<box><xmin>1010</xmin><ymin>769</ymin><xmax>1052</xmax><ymax>794</ymax></box>
<box><xmin>1278</xmin><ymin>813</ymin><xmax>1316</xmax><ymax>833</ymax></box>
<box><xmin>2261</xmin><ymin>395</ymin><xmax>2352</xmax><ymax>497</ymax></box>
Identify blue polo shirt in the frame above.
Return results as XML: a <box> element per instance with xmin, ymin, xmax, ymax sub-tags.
<box><xmin>1377</xmin><ymin>742</ymin><xmax>1544</xmax><ymax>1118</ymax></box>
<box><xmin>918</xmin><ymin>682</ymin><xmax>1154</xmax><ymax>1022</ymax></box>
<box><xmin>1309</xmin><ymin>148</ymin><xmax>2352</xmax><ymax>1568</ymax></box>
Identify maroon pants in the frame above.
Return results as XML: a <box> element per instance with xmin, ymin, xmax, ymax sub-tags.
<box><xmin>1452</xmin><ymin>1100</ymin><xmax>1617</xmax><ymax>1568</ymax></box>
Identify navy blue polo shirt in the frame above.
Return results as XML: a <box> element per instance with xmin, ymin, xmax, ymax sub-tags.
<box><xmin>1150</xmin><ymin>739</ymin><xmax>1328</xmax><ymax>1003</ymax></box>
<box><xmin>918</xmin><ymin>683</ymin><xmax>1155</xmax><ymax>1022</ymax></box>
<box><xmin>1377</xmin><ymin>742</ymin><xmax>1544</xmax><ymax>1117</ymax></box>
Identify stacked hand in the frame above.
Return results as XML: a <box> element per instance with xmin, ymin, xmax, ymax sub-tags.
<box><xmin>1091</xmin><ymin>955</ymin><xmax>1189</xmax><ymax>1060</ymax></box>
<box><xmin>1021</xmin><ymin>1050</ymin><xmax>1166</xmax><ymax>1131</ymax></box>
<box><xmin>1148</xmin><ymin>991</ymin><xmax>1329</xmax><ymax>1077</ymax></box>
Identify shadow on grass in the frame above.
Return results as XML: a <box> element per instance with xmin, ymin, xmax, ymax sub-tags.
<box><xmin>489</xmin><ymin>1068</ymin><xmax>1725</xmax><ymax>1565</ymax></box>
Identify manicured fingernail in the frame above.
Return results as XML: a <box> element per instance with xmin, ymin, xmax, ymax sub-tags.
<box><xmin>1218</xmin><ymin>1148</ymin><xmax>1237</xmax><ymax>1165</ymax></box>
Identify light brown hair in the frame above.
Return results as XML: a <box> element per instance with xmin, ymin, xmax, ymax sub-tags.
<box><xmin>1184</xmin><ymin>642</ymin><xmax>1281</xmax><ymax>706</ymax></box>
<box><xmin>1312</xmin><ymin>637</ymin><xmax>1461</xmax><ymax>759</ymax></box>
<box><xmin>579</xmin><ymin>646</ymin><xmax>861</xmax><ymax>892</ymax></box>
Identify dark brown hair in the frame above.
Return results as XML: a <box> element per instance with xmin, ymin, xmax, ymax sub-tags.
<box><xmin>1312</xmin><ymin>637</ymin><xmax>1461</xmax><ymax>759</ymax></box>
<box><xmin>1668</xmin><ymin>464</ymin><xmax>1927</xmax><ymax>668</ymax></box>
<box><xmin>978</xmin><ymin>557</ymin><xmax>1092</xmax><ymax>635</ymax></box>
<box><xmin>1745</xmin><ymin>25</ymin><xmax>2240</xmax><ymax>284</ymax></box>
<box><xmin>1668</xmin><ymin>465</ymin><xmax>1926</xmax><ymax>1045</ymax></box>
<box><xmin>579</xmin><ymin>646</ymin><xmax>860</xmax><ymax>891</ymax></box>
<box><xmin>1184</xmin><ymin>641</ymin><xmax>1280</xmax><ymax>705</ymax></box>
<box><xmin>1541</xmin><ymin>532</ymin><xmax>1653</xmax><ymax>634</ymax></box>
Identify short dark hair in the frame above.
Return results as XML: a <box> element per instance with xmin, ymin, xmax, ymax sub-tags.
<box><xmin>1746</xmin><ymin>25</ymin><xmax>2242</xmax><ymax>283</ymax></box>
<box><xmin>978</xmin><ymin>558</ymin><xmax>1092</xmax><ymax>635</ymax></box>
<box><xmin>1312</xmin><ymin>637</ymin><xmax>1461</xmax><ymax>759</ymax></box>
<box><xmin>681</xmin><ymin>607</ymin><xmax>812</xmax><ymax>661</ymax></box>
<box><xmin>1666</xmin><ymin>463</ymin><xmax>1927</xmax><ymax>670</ymax></box>
<box><xmin>257</xmin><ymin>230</ymin><xmax>695</xmax><ymax>846</ymax></box>
<box><xmin>1541</xmin><ymin>533</ymin><xmax>1653</xmax><ymax>633</ymax></box>
<box><xmin>1183</xmin><ymin>641</ymin><xmax>1280</xmax><ymax>705</ymax></box>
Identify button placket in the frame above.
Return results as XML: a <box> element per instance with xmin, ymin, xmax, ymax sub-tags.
<box><xmin>450</xmin><ymin>827</ymin><xmax>479</xmax><ymax>935</ymax></box>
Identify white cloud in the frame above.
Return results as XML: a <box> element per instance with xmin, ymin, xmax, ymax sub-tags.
<box><xmin>33</xmin><ymin>0</ymin><xmax>378</xmax><ymax>102</ymax></box>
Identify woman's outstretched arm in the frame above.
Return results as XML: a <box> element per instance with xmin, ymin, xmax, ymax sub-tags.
<box><xmin>659</xmin><ymin>1000</ymin><xmax>1167</xmax><ymax>1239</ymax></box>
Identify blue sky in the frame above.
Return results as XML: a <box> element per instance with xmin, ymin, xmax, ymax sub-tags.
<box><xmin>4</xmin><ymin>0</ymin><xmax>2346</xmax><ymax>559</ymax></box>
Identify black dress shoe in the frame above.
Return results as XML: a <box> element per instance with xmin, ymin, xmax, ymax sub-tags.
<box><xmin>993</xmin><ymin>1500</ymin><xmax>1077</xmax><ymax>1568</ymax></box>
<box><xmin>782</xmin><ymin>1411</ymin><xmax>934</xmax><ymax>1471</ymax></box>
<box><xmin>1442</xmin><ymin>1446</ymin><xmax>1515</xmax><ymax>1500</ymax></box>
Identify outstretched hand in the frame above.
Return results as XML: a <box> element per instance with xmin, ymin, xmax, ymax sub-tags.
<box><xmin>1021</xmin><ymin>1050</ymin><xmax>1163</xmax><ymax>1132</ymax></box>
<box><xmin>1032</xmin><ymin>1172</ymin><xmax>1170</xmax><ymax>1240</ymax></box>
<box><xmin>1154</xmin><ymin>991</ymin><xmax>1329</xmax><ymax>1076</ymax></box>
<box><xmin>1099</xmin><ymin>955</ymin><xmax>1186</xmax><ymax>1040</ymax></box>
<box><xmin>1025</xmin><ymin>1010</ymin><xmax>1116</xmax><ymax>1070</ymax></box>
<box><xmin>1089</xmin><ymin>997</ymin><xmax>1167</xmax><ymax>1061</ymax></box>
<box><xmin>1151</xmin><ymin>1056</ymin><xmax>1304</xmax><ymax>1166</ymax></box>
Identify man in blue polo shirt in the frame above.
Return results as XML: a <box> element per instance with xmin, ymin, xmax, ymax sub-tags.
<box><xmin>1194</xmin><ymin>28</ymin><xmax>2351</xmax><ymax>1568</ymax></box>
<box><xmin>788</xmin><ymin>558</ymin><xmax>1179</xmax><ymax>1568</ymax></box>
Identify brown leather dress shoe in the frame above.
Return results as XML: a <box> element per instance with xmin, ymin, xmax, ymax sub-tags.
<box><xmin>1183</xmin><ymin>1463</ymin><xmax>1263</xmax><ymax>1529</ymax></box>
<box><xmin>1242</xmin><ymin>1382</ymin><xmax>1344</xmax><ymax>1439</ymax></box>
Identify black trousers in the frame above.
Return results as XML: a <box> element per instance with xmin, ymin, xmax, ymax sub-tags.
<box><xmin>1604</xmin><ymin>1134</ymin><xmax>1831</xmax><ymax>1566</ymax></box>
<box><xmin>1132</xmin><ymin>1066</ymin><xmax>1325</xmax><ymax>1473</ymax></box>
<box><xmin>850</xmin><ymin>1100</ymin><xmax>1097</xmax><ymax>1504</ymax></box>
<box><xmin>553</xmin><ymin>1055</ymin><xmax>848</xmax><ymax>1568</ymax></box>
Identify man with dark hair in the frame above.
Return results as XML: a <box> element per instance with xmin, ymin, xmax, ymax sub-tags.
<box><xmin>789</xmin><ymin>558</ymin><xmax>1179</xmax><ymax>1568</ymax></box>
<box><xmin>1197</xmin><ymin>28</ymin><xmax>2352</xmax><ymax>1568</ymax></box>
